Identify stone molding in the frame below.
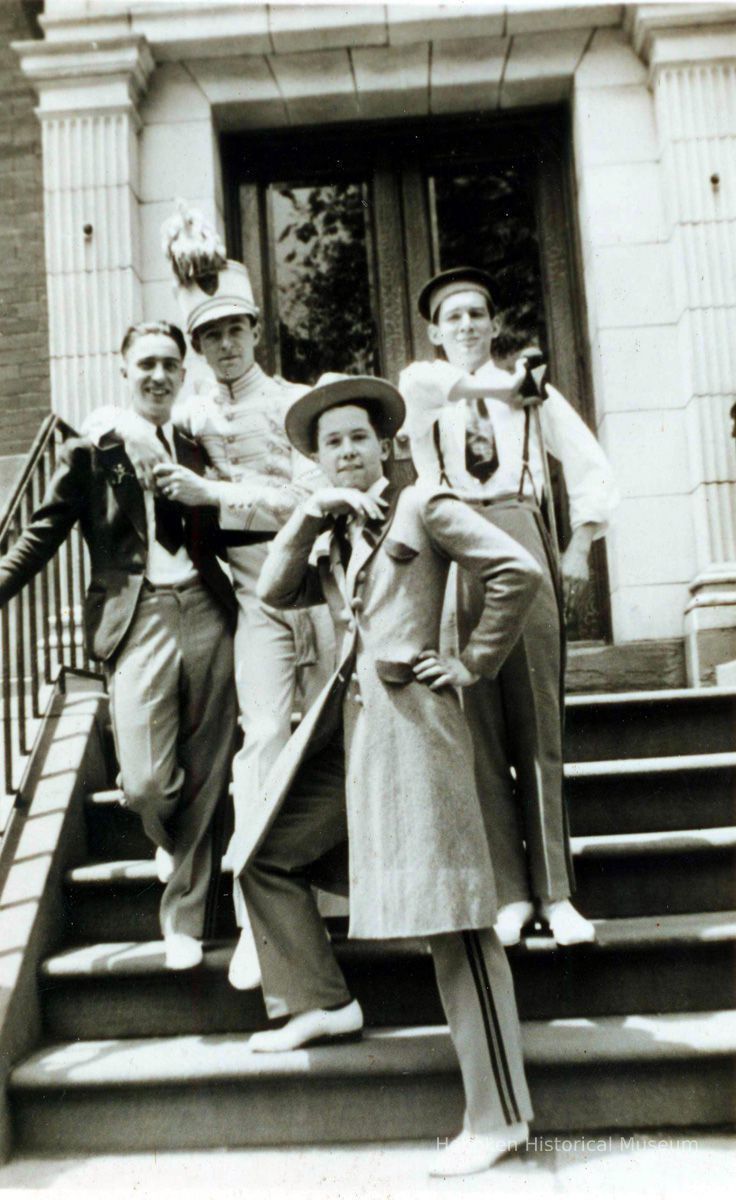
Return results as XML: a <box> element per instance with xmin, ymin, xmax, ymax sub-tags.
<box><xmin>12</xmin><ymin>36</ymin><xmax>154</xmax><ymax>120</ymax></box>
<box><xmin>627</xmin><ymin>4</ymin><xmax>736</xmax><ymax>677</ymax></box>
<box><xmin>37</xmin><ymin>3</ymin><xmax>620</xmax><ymax>60</ymax></box>
<box><xmin>11</xmin><ymin>36</ymin><xmax>153</xmax><ymax>425</ymax></box>
<box><xmin>627</xmin><ymin>3</ymin><xmax>736</xmax><ymax>73</ymax></box>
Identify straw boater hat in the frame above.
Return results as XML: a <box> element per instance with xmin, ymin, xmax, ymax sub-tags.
<box><xmin>161</xmin><ymin>201</ymin><xmax>259</xmax><ymax>335</ymax></box>
<box><xmin>285</xmin><ymin>373</ymin><xmax>406</xmax><ymax>458</ymax></box>
<box><xmin>417</xmin><ymin>266</ymin><xmax>496</xmax><ymax>323</ymax></box>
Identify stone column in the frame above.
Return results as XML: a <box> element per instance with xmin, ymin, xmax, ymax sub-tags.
<box><xmin>12</xmin><ymin>36</ymin><xmax>154</xmax><ymax>429</ymax></box>
<box><xmin>632</xmin><ymin>9</ymin><xmax>736</xmax><ymax>682</ymax></box>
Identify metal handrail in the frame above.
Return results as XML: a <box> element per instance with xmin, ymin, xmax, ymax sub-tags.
<box><xmin>0</xmin><ymin>414</ymin><xmax>76</xmax><ymax>543</ymax></box>
<box><xmin>1</xmin><ymin>415</ymin><xmax>101</xmax><ymax>802</ymax></box>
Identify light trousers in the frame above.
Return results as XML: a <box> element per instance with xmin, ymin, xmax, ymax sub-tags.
<box><xmin>226</xmin><ymin>542</ymin><xmax>336</xmax><ymax>879</ymax></box>
<box><xmin>459</xmin><ymin>502</ymin><xmax>574</xmax><ymax>906</ymax></box>
<box><xmin>106</xmin><ymin>581</ymin><xmax>236</xmax><ymax>938</ymax></box>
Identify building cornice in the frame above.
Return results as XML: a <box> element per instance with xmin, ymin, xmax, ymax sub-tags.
<box><xmin>11</xmin><ymin>35</ymin><xmax>155</xmax><ymax>118</ymax></box>
<box><xmin>34</xmin><ymin>3</ymin><xmax>622</xmax><ymax>61</ymax></box>
<box><xmin>626</xmin><ymin>3</ymin><xmax>736</xmax><ymax>69</ymax></box>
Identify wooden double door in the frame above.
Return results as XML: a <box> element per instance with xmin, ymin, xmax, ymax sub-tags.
<box><xmin>223</xmin><ymin>108</ymin><xmax>609</xmax><ymax>641</ymax></box>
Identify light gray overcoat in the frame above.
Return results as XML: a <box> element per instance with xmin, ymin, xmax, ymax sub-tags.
<box><xmin>240</xmin><ymin>481</ymin><xmax>542</xmax><ymax>939</ymax></box>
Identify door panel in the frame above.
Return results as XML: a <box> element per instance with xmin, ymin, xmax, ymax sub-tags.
<box><xmin>400</xmin><ymin>170</ymin><xmax>434</xmax><ymax>362</ymax></box>
<box><xmin>225</xmin><ymin>112</ymin><xmax>610</xmax><ymax>641</ymax></box>
<box><xmin>429</xmin><ymin>164</ymin><xmax>548</xmax><ymax>365</ymax></box>
<box><xmin>371</xmin><ymin>170</ymin><xmax>410</xmax><ymax>385</ymax></box>
<box><xmin>245</xmin><ymin>179</ymin><xmax>381</xmax><ymax>380</ymax></box>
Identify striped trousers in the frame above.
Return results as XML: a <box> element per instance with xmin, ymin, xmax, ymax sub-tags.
<box><xmin>429</xmin><ymin>929</ymin><xmax>533</xmax><ymax>1133</ymax></box>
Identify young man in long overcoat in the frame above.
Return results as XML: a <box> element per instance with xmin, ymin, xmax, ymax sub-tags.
<box><xmin>232</xmin><ymin>373</ymin><xmax>543</xmax><ymax>1176</ymax></box>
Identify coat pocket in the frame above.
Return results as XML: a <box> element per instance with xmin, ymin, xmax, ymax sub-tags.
<box><xmin>375</xmin><ymin>659</ymin><xmax>415</xmax><ymax>685</ymax></box>
<box><xmin>383</xmin><ymin>538</ymin><xmax>419</xmax><ymax>562</ymax></box>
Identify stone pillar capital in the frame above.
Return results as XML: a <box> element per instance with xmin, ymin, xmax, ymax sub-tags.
<box><xmin>11</xmin><ymin>35</ymin><xmax>154</xmax><ymax>123</ymax></box>
<box><xmin>625</xmin><ymin>4</ymin><xmax>736</xmax><ymax>79</ymax></box>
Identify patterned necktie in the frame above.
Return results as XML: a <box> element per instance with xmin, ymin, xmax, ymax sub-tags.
<box><xmin>465</xmin><ymin>398</ymin><xmax>499</xmax><ymax>483</ymax></box>
<box><xmin>153</xmin><ymin>426</ymin><xmax>184</xmax><ymax>554</ymax></box>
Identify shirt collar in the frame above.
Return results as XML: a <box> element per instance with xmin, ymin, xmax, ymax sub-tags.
<box><xmin>126</xmin><ymin>410</ymin><xmax>174</xmax><ymax>450</ymax></box>
<box><xmin>214</xmin><ymin>362</ymin><xmax>265</xmax><ymax>406</ymax></box>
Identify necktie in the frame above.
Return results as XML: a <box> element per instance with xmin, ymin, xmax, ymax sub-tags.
<box><xmin>465</xmin><ymin>398</ymin><xmax>499</xmax><ymax>483</ymax></box>
<box><xmin>153</xmin><ymin>426</ymin><xmax>184</xmax><ymax>554</ymax></box>
<box><xmin>334</xmin><ymin>515</ymin><xmax>352</xmax><ymax>570</ymax></box>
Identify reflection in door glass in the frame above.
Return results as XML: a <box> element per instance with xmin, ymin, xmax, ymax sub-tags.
<box><xmin>430</xmin><ymin>167</ymin><xmax>547</xmax><ymax>365</ymax></box>
<box><xmin>269</xmin><ymin>182</ymin><xmax>379</xmax><ymax>384</ymax></box>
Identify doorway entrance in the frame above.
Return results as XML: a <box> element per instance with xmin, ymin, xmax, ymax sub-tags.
<box><xmin>223</xmin><ymin>108</ymin><xmax>609</xmax><ymax>641</ymax></box>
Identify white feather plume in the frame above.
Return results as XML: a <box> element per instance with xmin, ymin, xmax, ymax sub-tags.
<box><xmin>161</xmin><ymin>199</ymin><xmax>227</xmax><ymax>286</ymax></box>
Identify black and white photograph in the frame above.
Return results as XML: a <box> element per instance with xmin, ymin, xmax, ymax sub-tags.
<box><xmin>0</xmin><ymin>0</ymin><xmax>734</xmax><ymax>1195</ymax></box>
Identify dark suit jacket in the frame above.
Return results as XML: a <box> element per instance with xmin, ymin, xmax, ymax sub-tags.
<box><xmin>0</xmin><ymin>428</ymin><xmax>237</xmax><ymax>662</ymax></box>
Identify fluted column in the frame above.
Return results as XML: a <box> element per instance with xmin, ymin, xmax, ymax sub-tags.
<box><xmin>632</xmin><ymin>8</ymin><xmax>736</xmax><ymax>681</ymax></box>
<box><xmin>12</xmin><ymin>37</ymin><xmax>154</xmax><ymax>428</ymax></box>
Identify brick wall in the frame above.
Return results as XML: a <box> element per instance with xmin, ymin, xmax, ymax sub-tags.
<box><xmin>0</xmin><ymin>1</ymin><xmax>49</xmax><ymax>460</ymax></box>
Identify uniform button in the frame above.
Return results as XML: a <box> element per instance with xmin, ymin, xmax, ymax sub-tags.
<box><xmin>347</xmin><ymin>619</ymin><xmax>356</xmax><ymax>633</ymax></box>
<box><xmin>351</xmin><ymin>597</ymin><xmax>364</xmax><ymax>613</ymax></box>
<box><xmin>351</xmin><ymin>672</ymin><xmax>359</xmax><ymax>685</ymax></box>
<box><xmin>227</xmin><ymin>436</ymin><xmax>235</xmax><ymax>443</ymax></box>
<box><xmin>353</xmin><ymin>693</ymin><xmax>363</xmax><ymax>706</ymax></box>
<box><xmin>356</xmin><ymin>571</ymin><xmax>366</xmax><ymax>584</ymax></box>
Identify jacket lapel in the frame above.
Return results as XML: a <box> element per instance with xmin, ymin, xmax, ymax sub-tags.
<box><xmin>172</xmin><ymin>427</ymin><xmax>200</xmax><ymax>471</ymax></box>
<box><xmin>173</xmin><ymin>428</ymin><xmax>206</xmax><ymax>555</ymax></box>
<box><xmin>344</xmin><ymin>481</ymin><xmax>399</xmax><ymax>595</ymax></box>
<box><xmin>314</xmin><ymin>521</ymin><xmax>349</xmax><ymax>605</ymax></box>
<box><xmin>98</xmin><ymin>442</ymin><xmax>147</xmax><ymax>544</ymax></box>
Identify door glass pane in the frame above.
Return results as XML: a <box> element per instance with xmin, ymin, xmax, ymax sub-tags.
<box><xmin>268</xmin><ymin>181</ymin><xmax>380</xmax><ymax>384</ymax></box>
<box><xmin>429</xmin><ymin>165</ymin><xmax>546</xmax><ymax>366</ymax></box>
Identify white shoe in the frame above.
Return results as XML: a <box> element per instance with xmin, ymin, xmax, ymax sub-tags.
<box><xmin>249</xmin><ymin>999</ymin><xmax>364</xmax><ymax>1053</ymax></box>
<box><xmin>494</xmin><ymin>901</ymin><xmax>535</xmax><ymax>947</ymax></box>
<box><xmin>155</xmin><ymin>847</ymin><xmax>175</xmax><ymax>884</ymax></box>
<box><xmin>227</xmin><ymin>925</ymin><xmax>262</xmax><ymax>991</ymax></box>
<box><xmin>164</xmin><ymin>933</ymin><xmax>203</xmax><ymax>970</ymax></box>
<box><xmin>429</xmin><ymin>1122</ymin><xmax>529</xmax><ymax>1177</ymax></box>
<box><xmin>541</xmin><ymin>899</ymin><xmax>596</xmax><ymax>946</ymax></box>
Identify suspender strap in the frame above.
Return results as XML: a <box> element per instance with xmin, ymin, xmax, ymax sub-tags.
<box><xmin>432</xmin><ymin>419</ymin><xmax>452</xmax><ymax>487</ymax></box>
<box><xmin>517</xmin><ymin>407</ymin><xmax>539</xmax><ymax>504</ymax></box>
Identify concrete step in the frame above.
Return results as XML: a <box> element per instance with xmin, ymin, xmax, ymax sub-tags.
<box><xmin>84</xmin><ymin>789</ymin><xmax>155</xmax><ymax>863</ymax></box>
<box><xmin>11</xmin><ymin>1010</ymin><xmax>736</xmax><ymax>1152</ymax></box>
<box><xmin>570</xmin><ymin>824</ymin><xmax>736</xmax><ymax>917</ymax></box>
<box><xmin>87</xmin><ymin>752</ymin><xmax>736</xmax><ymax>874</ymax></box>
<box><xmin>566</xmin><ymin>755</ymin><xmax>736</xmax><ymax>837</ymax></box>
<box><xmin>564</xmin><ymin>686</ymin><xmax>736</xmax><ymax>763</ymax></box>
<box><xmin>40</xmin><ymin>913</ymin><xmax>736</xmax><ymax>1040</ymax></box>
<box><xmin>567</xmin><ymin>755</ymin><xmax>736</xmax><ymax>836</ymax></box>
<box><xmin>65</xmin><ymin>812</ymin><xmax>736</xmax><ymax>941</ymax></box>
<box><xmin>64</xmin><ymin>859</ymin><xmax>238</xmax><ymax>942</ymax></box>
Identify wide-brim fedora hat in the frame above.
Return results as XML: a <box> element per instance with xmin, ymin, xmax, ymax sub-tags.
<box><xmin>418</xmin><ymin>266</ymin><xmax>496</xmax><ymax>322</ymax></box>
<box><xmin>285</xmin><ymin>373</ymin><xmax>406</xmax><ymax>457</ymax></box>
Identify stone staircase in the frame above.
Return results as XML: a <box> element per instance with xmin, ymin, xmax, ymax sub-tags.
<box><xmin>7</xmin><ymin>687</ymin><xmax>736</xmax><ymax>1152</ymax></box>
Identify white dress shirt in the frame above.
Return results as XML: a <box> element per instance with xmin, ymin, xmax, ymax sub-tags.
<box><xmin>128</xmin><ymin>413</ymin><xmax>198</xmax><ymax>587</ymax></box>
<box><xmin>399</xmin><ymin>358</ymin><xmax>619</xmax><ymax>537</ymax></box>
